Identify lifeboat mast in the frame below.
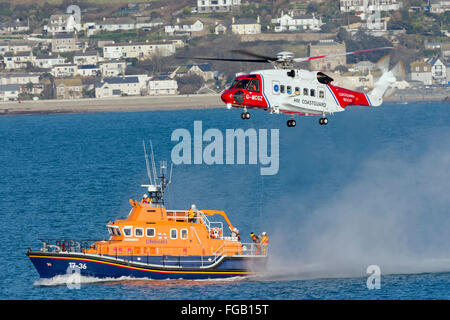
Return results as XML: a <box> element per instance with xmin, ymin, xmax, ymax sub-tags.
<box><xmin>141</xmin><ymin>140</ymin><xmax>173</xmax><ymax>207</ymax></box>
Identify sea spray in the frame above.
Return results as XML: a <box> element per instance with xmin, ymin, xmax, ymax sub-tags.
<box><xmin>264</xmin><ymin>129</ymin><xmax>450</xmax><ymax>281</ymax></box>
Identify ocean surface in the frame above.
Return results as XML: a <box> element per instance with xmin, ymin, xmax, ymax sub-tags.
<box><xmin>0</xmin><ymin>101</ymin><xmax>449</xmax><ymax>300</ymax></box>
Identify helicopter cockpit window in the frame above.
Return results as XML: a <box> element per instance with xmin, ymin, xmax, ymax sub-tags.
<box><xmin>287</xmin><ymin>86</ymin><xmax>292</xmax><ymax>94</ymax></box>
<box><xmin>280</xmin><ymin>85</ymin><xmax>285</xmax><ymax>94</ymax></box>
<box><xmin>295</xmin><ymin>87</ymin><xmax>300</xmax><ymax>95</ymax></box>
<box><xmin>303</xmin><ymin>88</ymin><xmax>309</xmax><ymax>96</ymax></box>
<box><xmin>229</xmin><ymin>79</ymin><xmax>239</xmax><ymax>89</ymax></box>
<box><xmin>235</xmin><ymin>79</ymin><xmax>250</xmax><ymax>89</ymax></box>
<box><xmin>310</xmin><ymin>89</ymin><xmax>315</xmax><ymax>97</ymax></box>
<box><xmin>247</xmin><ymin>79</ymin><xmax>260</xmax><ymax>92</ymax></box>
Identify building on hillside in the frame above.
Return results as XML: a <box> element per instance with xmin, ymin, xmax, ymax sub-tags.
<box><xmin>77</xmin><ymin>64</ymin><xmax>100</xmax><ymax>77</ymax></box>
<box><xmin>51</xmin><ymin>64</ymin><xmax>78</xmax><ymax>78</ymax></box>
<box><xmin>74</xmin><ymin>50</ymin><xmax>99</xmax><ymax>65</ymax></box>
<box><xmin>54</xmin><ymin>78</ymin><xmax>84</xmax><ymax>99</ymax></box>
<box><xmin>0</xmin><ymin>73</ymin><xmax>41</xmax><ymax>85</ymax></box>
<box><xmin>308</xmin><ymin>40</ymin><xmax>346</xmax><ymax>71</ymax></box>
<box><xmin>147</xmin><ymin>75</ymin><xmax>178</xmax><ymax>95</ymax></box>
<box><xmin>102</xmin><ymin>41</ymin><xmax>175</xmax><ymax>60</ymax></box>
<box><xmin>99</xmin><ymin>60</ymin><xmax>128</xmax><ymax>77</ymax></box>
<box><xmin>272</xmin><ymin>11</ymin><xmax>323</xmax><ymax>32</ymax></box>
<box><xmin>339</xmin><ymin>0</ymin><xmax>402</xmax><ymax>20</ymax></box>
<box><xmin>3</xmin><ymin>51</ymin><xmax>34</xmax><ymax>70</ymax></box>
<box><xmin>197</xmin><ymin>0</ymin><xmax>241</xmax><ymax>13</ymax></box>
<box><xmin>409</xmin><ymin>60</ymin><xmax>433</xmax><ymax>85</ymax></box>
<box><xmin>98</xmin><ymin>18</ymin><xmax>136</xmax><ymax>32</ymax></box>
<box><xmin>172</xmin><ymin>63</ymin><xmax>217</xmax><ymax>81</ymax></box>
<box><xmin>51</xmin><ymin>33</ymin><xmax>79</xmax><ymax>52</ymax></box>
<box><xmin>429</xmin><ymin>0</ymin><xmax>450</xmax><ymax>14</ymax></box>
<box><xmin>426</xmin><ymin>57</ymin><xmax>447</xmax><ymax>84</ymax></box>
<box><xmin>45</xmin><ymin>14</ymin><xmax>81</xmax><ymax>34</ymax></box>
<box><xmin>94</xmin><ymin>76</ymin><xmax>144</xmax><ymax>98</ymax></box>
<box><xmin>0</xmin><ymin>19</ymin><xmax>29</xmax><ymax>33</ymax></box>
<box><xmin>164</xmin><ymin>19</ymin><xmax>204</xmax><ymax>36</ymax></box>
<box><xmin>34</xmin><ymin>54</ymin><xmax>66</xmax><ymax>69</ymax></box>
<box><xmin>231</xmin><ymin>16</ymin><xmax>261</xmax><ymax>35</ymax></box>
<box><xmin>0</xmin><ymin>84</ymin><xmax>19</xmax><ymax>101</ymax></box>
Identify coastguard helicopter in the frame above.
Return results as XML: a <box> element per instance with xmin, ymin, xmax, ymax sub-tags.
<box><xmin>180</xmin><ymin>47</ymin><xmax>398</xmax><ymax>127</ymax></box>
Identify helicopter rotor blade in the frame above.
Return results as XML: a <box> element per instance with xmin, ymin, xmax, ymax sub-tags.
<box><xmin>175</xmin><ymin>56</ymin><xmax>270</xmax><ymax>63</ymax></box>
<box><xmin>230</xmin><ymin>49</ymin><xmax>278</xmax><ymax>62</ymax></box>
<box><xmin>293</xmin><ymin>46</ymin><xmax>394</xmax><ymax>63</ymax></box>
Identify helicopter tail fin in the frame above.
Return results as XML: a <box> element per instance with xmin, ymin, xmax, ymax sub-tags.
<box><xmin>367</xmin><ymin>57</ymin><xmax>403</xmax><ymax>107</ymax></box>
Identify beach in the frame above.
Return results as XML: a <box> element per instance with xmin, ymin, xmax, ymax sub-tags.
<box><xmin>0</xmin><ymin>94</ymin><xmax>223</xmax><ymax>116</ymax></box>
<box><xmin>0</xmin><ymin>90</ymin><xmax>447</xmax><ymax>116</ymax></box>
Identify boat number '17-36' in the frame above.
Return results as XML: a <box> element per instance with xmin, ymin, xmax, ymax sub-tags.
<box><xmin>68</xmin><ymin>262</ymin><xmax>87</xmax><ymax>269</ymax></box>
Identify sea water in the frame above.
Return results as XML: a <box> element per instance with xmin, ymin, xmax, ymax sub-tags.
<box><xmin>0</xmin><ymin>101</ymin><xmax>449</xmax><ymax>299</ymax></box>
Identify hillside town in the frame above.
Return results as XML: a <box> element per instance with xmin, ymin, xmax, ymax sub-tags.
<box><xmin>0</xmin><ymin>0</ymin><xmax>449</xmax><ymax>102</ymax></box>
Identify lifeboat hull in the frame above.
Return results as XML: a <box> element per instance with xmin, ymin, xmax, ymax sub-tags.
<box><xmin>27</xmin><ymin>251</ymin><xmax>267</xmax><ymax>280</ymax></box>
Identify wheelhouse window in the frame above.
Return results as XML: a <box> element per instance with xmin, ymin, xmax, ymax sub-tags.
<box><xmin>181</xmin><ymin>229</ymin><xmax>188</xmax><ymax>239</ymax></box>
<box><xmin>123</xmin><ymin>226</ymin><xmax>132</xmax><ymax>237</ymax></box>
<box><xmin>146</xmin><ymin>228</ymin><xmax>155</xmax><ymax>237</ymax></box>
<box><xmin>235</xmin><ymin>79</ymin><xmax>250</xmax><ymax>89</ymax></box>
<box><xmin>303</xmin><ymin>88</ymin><xmax>309</xmax><ymax>96</ymax></box>
<box><xmin>135</xmin><ymin>228</ymin><xmax>144</xmax><ymax>237</ymax></box>
<box><xmin>170</xmin><ymin>229</ymin><xmax>177</xmax><ymax>239</ymax></box>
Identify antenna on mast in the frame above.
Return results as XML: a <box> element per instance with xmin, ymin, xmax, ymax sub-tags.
<box><xmin>140</xmin><ymin>140</ymin><xmax>173</xmax><ymax>206</ymax></box>
<box><xmin>142</xmin><ymin>140</ymin><xmax>153</xmax><ymax>185</ymax></box>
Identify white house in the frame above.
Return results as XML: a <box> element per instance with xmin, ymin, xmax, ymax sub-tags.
<box><xmin>98</xmin><ymin>18</ymin><xmax>136</xmax><ymax>32</ymax></box>
<box><xmin>51</xmin><ymin>64</ymin><xmax>78</xmax><ymax>78</ymax></box>
<box><xmin>99</xmin><ymin>60</ymin><xmax>128</xmax><ymax>77</ymax></box>
<box><xmin>272</xmin><ymin>12</ymin><xmax>323</xmax><ymax>32</ymax></box>
<box><xmin>0</xmin><ymin>84</ymin><xmax>20</xmax><ymax>101</ymax></box>
<box><xmin>103</xmin><ymin>41</ymin><xmax>176</xmax><ymax>60</ymax></box>
<box><xmin>426</xmin><ymin>57</ymin><xmax>447</xmax><ymax>84</ymax></box>
<box><xmin>164</xmin><ymin>19</ymin><xmax>204</xmax><ymax>36</ymax></box>
<box><xmin>148</xmin><ymin>75</ymin><xmax>178</xmax><ymax>95</ymax></box>
<box><xmin>3</xmin><ymin>52</ymin><xmax>34</xmax><ymax>70</ymax></box>
<box><xmin>231</xmin><ymin>17</ymin><xmax>261</xmax><ymax>35</ymax></box>
<box><xmin>339</xmin><ymin>0</ymin><xmax>402</xmax><ymax>20</ymax></box>
<box><xmin>77</xmin><ymin>64</ymin><xmax>100</xmax><ymax>77</ymax></box>
<box><xmin>95</xmin><ymin>76</ymin><xmax>144</xmax><ymax>98</ymax></box>
<box><xmin>45</xmin><ymin>14</ymin><xmax>81</xmax><ymax>34</ymax></box>
<box><xmin>197</xmin><ymin>0</ymin><xmax>241</xmax><ymax>13</ymax></box>
<box><xmin>0</xmin><ymin>73</ymin><xmax>41</xmax><ymax>85</ymax></box>
<box><xmin>34</xmin><ymin>54</ymin><xmax>66</xmax><ymax>69</ymax></box>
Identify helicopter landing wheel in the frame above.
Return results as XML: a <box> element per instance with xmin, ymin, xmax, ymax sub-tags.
<box><xmin>319</xmin><ymin>117</ymin><xmax>328</xmax><ymax>125</ymax></box>
<box><xmin>241</xmin><ymin>112</ymin><xmax>250</xmax><ymax>120</ymax></box>
<box><xmin>287</xmin><ymin>119</ymin><xmax>296</xmax><ymax>127</ymax></box>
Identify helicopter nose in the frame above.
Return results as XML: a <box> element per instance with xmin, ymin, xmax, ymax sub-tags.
<box><xmin>221</xmin><ymin>91</ymin><xmax>233</xmax><ymax>104</ymax></box>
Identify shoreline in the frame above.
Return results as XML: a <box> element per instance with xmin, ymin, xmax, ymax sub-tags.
<box><xmin>0</xmin><ymin>93</ymin><xmax>447</xmax><ymax>117</ymax></box>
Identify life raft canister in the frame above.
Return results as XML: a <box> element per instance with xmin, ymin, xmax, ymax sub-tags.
<box><xmin>210</xmin><ymin>227</ymin><xmax>222</xmax><ymax>239</ymax></box>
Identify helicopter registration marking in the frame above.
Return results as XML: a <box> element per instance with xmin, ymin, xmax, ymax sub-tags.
<box><xmin>245</xmin><ymin>94</ymin><xmax>263</xmax><ymax>101</ymax></box>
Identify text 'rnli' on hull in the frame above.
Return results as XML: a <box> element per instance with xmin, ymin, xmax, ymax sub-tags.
<box><xmin>26</xmin><ymin>143</ymin><xmax>268</xmax><ymax>280</ymax></box>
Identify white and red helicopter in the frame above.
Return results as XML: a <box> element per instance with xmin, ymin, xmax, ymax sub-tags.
<box><xmin>182</xmin><ymin>47</ymin><xmax>397</xmax><ymax>127</ymax></box>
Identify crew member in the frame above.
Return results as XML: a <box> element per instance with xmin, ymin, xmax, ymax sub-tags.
<box><xmin>231</xmin><ymin>227</ymin><xmax>240</xmax><ymax>241</ymax></box>
<box><xmin>250</xmin><ymin>232</ymin><xmax>260</xmax><ymax>254</ymax></box>
<box><xmin>188</xmin><ymin>204</ymin><xmax>197</xmax><ymax>223</ymax></box>
<box><xmin>142</xmin><ymin>194</ymin><xmax>149</xmax><ymax>204</ymax></box>
<box><xmin>260</xmin><ymin>232</ymin><xmax>269</xmax><ymax>255</ymax></box>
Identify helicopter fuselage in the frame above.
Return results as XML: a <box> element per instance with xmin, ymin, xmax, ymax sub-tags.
<box><xmin>221</xmin><ymin>69</ymin><xmax>373</xmax><ymax>117</ymax></box>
